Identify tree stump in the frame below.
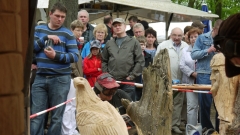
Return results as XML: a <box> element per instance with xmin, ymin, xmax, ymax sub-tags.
<box><xmin>122</xmin><ymin>49</ymin><xmax>173</xmax><ymax>135</ymax></box>
<box><xmin>210</xmin><ymin>53</ymin><xmax>240</xmax><ymax>135</ymax></box>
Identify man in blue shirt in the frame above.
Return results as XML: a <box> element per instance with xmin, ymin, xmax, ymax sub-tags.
<box><xmin>30</xmin><ymin>2</ymin><xmax>79</xmax><ymax>135</ymax></box>
<box><xmin>191</xmin><ymin>19</ymin><xmax>222</xmax><ymax>131</ymax></box>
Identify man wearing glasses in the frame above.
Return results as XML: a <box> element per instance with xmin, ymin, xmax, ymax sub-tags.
<box><xmin>156</xmin><ymin>27</ymin><xmax>188</xmax><ymax>134</ymax></box>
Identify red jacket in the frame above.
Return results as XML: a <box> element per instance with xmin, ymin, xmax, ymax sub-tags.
<box><xmin>83</xmin><ymin>55</ymin><xmax>102</xmax><ymax>87</ymax></box>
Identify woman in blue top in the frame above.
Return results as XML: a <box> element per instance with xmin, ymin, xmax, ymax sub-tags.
<box><xmin>144</xmin><ymin>28</ymin><xmax>158</xmax><ymax>59</ymax></box>
<box><xmin>81</xmin><ymin>23</ymin><xmax>108</xmax><ymax>59</ymax></box>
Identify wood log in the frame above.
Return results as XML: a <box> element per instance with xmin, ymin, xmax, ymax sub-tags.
<box><xmin>122</xmin><ymin>49</ymin><xmax>172</xmax><ymax>135</ymax></box>
<box><xmin>210</xmin><ymin>53</ymin><xmax>240</xmax><ymax>135</ymax></box>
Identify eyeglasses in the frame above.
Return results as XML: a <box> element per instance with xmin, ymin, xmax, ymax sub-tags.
<box><xmin>213</xmin><ymin>35</ymin><xmax>240</xmax><ymax>59</ymax></box>
<box><xmin>102</xmin><ymin>88</ymin><xmax>117</xmax><ymax>96</ymax></box>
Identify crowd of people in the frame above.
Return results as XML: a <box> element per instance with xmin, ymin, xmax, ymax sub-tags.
<box><xmin>30</xmin><ymin>2</ymin><xmax>240</xmax><ymax>135</ymax></box>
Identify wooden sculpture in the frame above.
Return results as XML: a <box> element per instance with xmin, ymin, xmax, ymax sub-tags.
<box><xmin>122</xmin><ymin>49</ymin><xmax>173</xmax><ymax>135</ymax></box>
<box><xmin>210</xmin><ymin>53</ymin><xmax>240</xmax><ymax>135</ymax></box>
<box><xmin>74</xmin><ymin>77</ymin><xmax>128</xmax><ymax>135</ymax></box>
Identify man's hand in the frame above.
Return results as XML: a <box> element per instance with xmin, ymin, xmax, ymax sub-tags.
<box><xmin>31</xmin><ymin>64</ymin><xmax>38</xmax><ymax>70</ymax></box>
<box><xmin>191</xmin><ymin>72</ymin><xmax>197</xmax><ymax>78</ymax></box>
<box><xmin>48</xmin><ymin>35</ymin><xmax>61</xmax><ymax>44</ymax></box>
<box><xmin>44</xmin><ymin>47</ymin><xmax>56</xmax><ymax>59</ymax></box>
<box><xmin>207</xmin><ymin>45</ymin><xmax>216</xmax><ymax>53</ymax></box>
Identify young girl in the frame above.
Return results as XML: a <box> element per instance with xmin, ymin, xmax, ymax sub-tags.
<box><xmin>83</xmin><ymin>40</ymin><xmax>102</xmax><ymax>87</ymax></box>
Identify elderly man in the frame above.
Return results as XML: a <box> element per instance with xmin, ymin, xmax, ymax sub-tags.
<box><xmin>133</xmin><ymin>23</ymin><xmax>145</xmax><ymax>38</ymax></box>
<box><xmin>155</xmin><ymin>27</ymin><xmax>188</xmax><ymax>134</ymax></box>
<box><xmin>191</xmin><ymin>19</ymin><xmax>222</xmax><ymax>131</ymax></box>
<box><xmin>78</xmin><ymin>10</ymin><xmax>94</xmax><ymax>46</ymax></box>
<box><xmin>102</xmin><ymin>18</ymin><xmax>145</xmax><ymax>101</ymax></box>
<box><xmin>126</xmin><ymin>15</ymin><xmax>138</xmax><ymax>37</ymax></box>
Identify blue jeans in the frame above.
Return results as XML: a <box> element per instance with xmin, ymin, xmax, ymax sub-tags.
<box><xmin>197</xmin><ymin>73</ymin><xmax>219</xmax><ymax>131</ymax></box>
<box><xmin>30</xmin><ymin>75</ymin><xmax>70</xmax><ymax>135</ymax></box>
<box><xmin>119</xmin><ymin>79</ymin><xmax>136</xmax><ymax>101</ymax></box>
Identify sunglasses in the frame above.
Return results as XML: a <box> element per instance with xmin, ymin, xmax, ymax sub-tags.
<box><xmin>102</xmin><ymin>88</ymin><xmax>117</xmax><ymax>96</ymax></box>
<box><xmin>213</xmin><ymin>35</ymin><xmax>240</xmax><ymax>59</ymax></box>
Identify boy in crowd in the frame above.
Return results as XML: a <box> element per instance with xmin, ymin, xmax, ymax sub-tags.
<box><xmin>135</xmin><ymin>36</ymin><xmax>152</xmax><ymax>100</ymax></box>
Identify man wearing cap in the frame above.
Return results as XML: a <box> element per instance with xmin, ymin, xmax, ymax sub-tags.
<box><xmin>191</xmin><ymin>19</ymin><xmax>222</xmax><ymax>131</ymax></box>
<box><xmin>191</xmin><ymin>20</ymin><xmax>206</xmax><ymax>34</ymax></box>
<box><xmin>93</xmin><ymin>73</ymin><xmax>132</xmax><ymax>114</ymax></box>
<box><xmin>214</xmin><ymin>13</ymin><xmax>240</xmax><ymax>77</ymax></box>
<box><xmin>102</xmin><ymin>18</ymin><xmax>145</xmax><ymax>101</ymax></box>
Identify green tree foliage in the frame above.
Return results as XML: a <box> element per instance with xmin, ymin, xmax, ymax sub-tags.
<box><xmin>171</xmin><ymin>0</ymin><xmax>240</xmax><ymax>19</ymax></box>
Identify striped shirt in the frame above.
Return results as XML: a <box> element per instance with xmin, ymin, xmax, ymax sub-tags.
<box><xmin>34</xmin><ymin>24</ymin><xmax>79</xmax><ymax>75</ymax></box>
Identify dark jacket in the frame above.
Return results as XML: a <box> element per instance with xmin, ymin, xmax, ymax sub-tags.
<box><xmin>144</xmin><ymin>51</ymin><xmax>153</xmax><ymax>67</ymax></box>
<box><xmin>82</xmin><ymin>23</ymin><xmax>95</xmax><ymax>45</ymax></box>
<box><xmin>102</xmin><ymin>36</ymin><xmax>145</xmax><ymax>81</ymax></box>
<box><xmin>104</xmin><ymin>24</ymin><xmax>112</xmax><ymax>43</ymax></box>
<box><xmin>126</xmin><ymin>29</ymin><xmax>134</xmax><ymax>37</ymax></box>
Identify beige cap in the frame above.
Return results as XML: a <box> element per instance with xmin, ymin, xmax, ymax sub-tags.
<box><xmin>112</xmin><ymin>18</ymin><xmax>125</xmax><ymax>25</ymax></box>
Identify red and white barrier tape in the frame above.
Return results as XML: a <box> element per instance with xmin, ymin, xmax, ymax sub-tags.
<box><xmin>30</xmin><ymin>97</ymin><xmax>76</xmax><ymax>119</ymax></box>
<box><xmin>116</xmin><ymin>81</ymin><xmax>143</xmax><ymax>87</ymax></box>
<box><xmin>172</xmin><ymin>89</ymin><xmax>212</xmax><ymax>94</ymax></box>
<box><xmin>30</xmin><ymin>82</ymin><xmax>211</xmax><ymax>119</ymax></box>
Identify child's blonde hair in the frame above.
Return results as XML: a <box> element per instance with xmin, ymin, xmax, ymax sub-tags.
<box><xmin>70</xmin><ymin>20</ymin><xmax>84</xmax><ymax>30</ymax></box>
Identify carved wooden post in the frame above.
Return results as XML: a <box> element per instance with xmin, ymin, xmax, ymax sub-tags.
<box><xmin>122</xmin><ymin>49</ymin><xmax>173</xmax><ymax>135</ymax></box>
<box><xmin>210</xmin><ymin>53</ymin><xmax>240</xmax><ymax>135</ymax></box>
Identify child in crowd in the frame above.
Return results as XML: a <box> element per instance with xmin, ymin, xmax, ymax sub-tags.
<box><xmin>70</xmin><ymin>20</ymin><xmax>84</xmax><ymax>78</ymax></box>
<box><xmin>83</xmin><ymin>40</ymin><xmax>102</xmax><ymax>87</ymax></box>
<box><xmin>135</xmin><ymin>36</ymin><xmax>152</xmax><ymax>101</ymax></box>
<box><xmin>137</xmin><ymin>36</ymin><xmax>152</xmax><ymax>67</ymax></box>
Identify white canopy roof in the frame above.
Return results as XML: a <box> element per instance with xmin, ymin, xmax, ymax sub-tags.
<box><xmin>102</xmin><ymin>0</ymin><xmax>219</xmax><ymax>18</ymax></box>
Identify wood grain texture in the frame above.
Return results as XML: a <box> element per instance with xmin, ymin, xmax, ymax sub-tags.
<box><xmin>0</xmin><ymin>53</ymin><xmax>23</xmax><ymax>95</ymax></box>
<box><xmin>0</xmin><ymin>94</ymin><xmax>24</xmax><ymax>135</ymax></box>
<box><xmin>210</xmin><ymin>53</ymin><xmax>240</xmax><ymax>135</ymax></box>
<box><xmin>122</xmin><ymin>49</ymin><xmax>173</xmax><ymax>135</ymax></box>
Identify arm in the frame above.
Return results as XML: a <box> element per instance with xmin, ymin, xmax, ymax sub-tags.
<box><xmin>83</xmin><ymin>58</ymin><xmax>100</xmax><ymax>75</ymax></box>
<box><xmin>128</xmin><ymin>41</ymin><xmax>145</xmax><ymax>79</ymax></box>
<box><xmin>33</xmin><ymin>28</ymin><xmax>48</xmax><ymax>53</ymax></box>
<box><xmin>101</xmin><ymin>43</ymin><xmax>109</xmax><ymax>72</ymax></box>
<box><xmin>179</xmin><ymin>50</ymin><xmax>195</xmax><ymax>77</ymax></box>
<box><xmin>53</xmin><ymin>35</ymin><xmax>79</xmax><ymax>63</ymax></box>
<box><xmin>190</xmin><ymin>36</ymin><xmax>209</xmax><ymax>60</ymax></box>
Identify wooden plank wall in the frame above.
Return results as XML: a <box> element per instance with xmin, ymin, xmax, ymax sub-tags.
<box><xmin>0</xmin><ymin>0</ymin><xmax>28</xmax><ymax>134</ymax></box>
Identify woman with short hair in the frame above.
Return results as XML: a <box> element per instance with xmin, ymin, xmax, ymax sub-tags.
<box><xmin>81</xmin><ymin>23</ymin><xmax>108</xmax><ymax>59</ymax></box>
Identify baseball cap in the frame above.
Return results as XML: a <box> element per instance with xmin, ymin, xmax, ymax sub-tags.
<box><xmin>191</xmin><ymin>20</ymin><xmax>206</xmax><ymax>29</ymax></box>
<box><xmin>90</xmin><ymin>40</ymin><xmax>101</xmax><ymax>50</ymax></box>
<box><xmin>216</xmin><ymin>13</ymin><xmax>240</xmax><ymax>77</ymax></box>
<box><xmin>94</xmin><ymin>73</ymin><xmax>120</xmax><ymax>92</ymax></box>
<box><xmin>112</xmin><ymin>18</ymin><xmax>125</xmax><ymax>25</ymax></box>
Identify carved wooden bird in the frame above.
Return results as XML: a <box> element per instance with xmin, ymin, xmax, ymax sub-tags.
<box><xmin>74</xmin><ymin>77</ymin><xmax>128</xmax><ymax>135</ymax></box>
